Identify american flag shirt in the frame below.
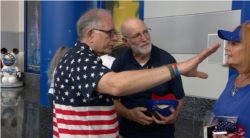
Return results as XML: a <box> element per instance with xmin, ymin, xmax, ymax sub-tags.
<box><xmin>53</xmin><ymin>41</ymin><xmax>119</xmax><ymax>138</ymax></box>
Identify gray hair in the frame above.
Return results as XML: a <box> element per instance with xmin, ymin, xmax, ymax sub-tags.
<box><xmin>48</xmin><ymin>46</ymin><xmax>70</xmax><ymax>84</ymax></box>
<box><xmin>120</xmin><ymin>26</ymin><xmax>126</xmax><ymax>37</ymax></box>
<box><xmin>76</xmin><ymin>8</ymin><xmax>112</xmax><ymax>40</ymax></box>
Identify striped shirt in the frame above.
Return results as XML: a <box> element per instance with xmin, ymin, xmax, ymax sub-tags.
<box><xmin>53</xmin><ymin>41</ymin><xmax>119</xmax><ymax>138</ymax></box>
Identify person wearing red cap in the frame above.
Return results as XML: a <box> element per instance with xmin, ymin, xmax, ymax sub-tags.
<box><xmin>213</xmin><ymin>21</ymin><xmax>250</xmax><ymax>138</ymax></box>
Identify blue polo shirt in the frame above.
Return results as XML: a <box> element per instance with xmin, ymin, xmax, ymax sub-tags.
<box><xmin>111</xmin><ymin>45</ymin><xmax>185</xmax><ymax>138</ymax></box>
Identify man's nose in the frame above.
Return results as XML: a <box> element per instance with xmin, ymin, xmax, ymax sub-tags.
<box><xmin>141</xmin><ymin>34</ymin><xmax>147</xmax><ymax>41</ymax></box>
<box><xmin>111</xmin><ymin>33</ymin><xmax>118</xmax><ymax>41</ymax></box>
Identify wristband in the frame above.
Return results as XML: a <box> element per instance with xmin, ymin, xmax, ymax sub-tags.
<box><xmin>172</xmin><ymin>63</ymin><xmax>179</xmax><ymax>77</ymax></box>
<box><xmin>166</xmin><ymin>64</ymin><xmax>175</xmax><ymax>79</ymax></box>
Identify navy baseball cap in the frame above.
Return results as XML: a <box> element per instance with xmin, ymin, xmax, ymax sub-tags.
<box><xmin>217</xmin><ymin>27</ymin><xmax>242</xmax><ymax>42</ymax></box>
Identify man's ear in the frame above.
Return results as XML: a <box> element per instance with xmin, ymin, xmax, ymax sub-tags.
<box><xmin>86</xmin><ymin>29</ymin><xmax>94</xmax><ymax>42</ymax></box>
<box><xmin>122</xmin><ymin>37</ymin><xmax>130</xmax><ymax>47</ymax></box>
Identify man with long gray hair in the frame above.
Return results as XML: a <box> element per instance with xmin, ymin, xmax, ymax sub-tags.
<box><xmin>53</xmin><ymin>8</ymin><xmax>220</xmax><ymax>138</ymax></box>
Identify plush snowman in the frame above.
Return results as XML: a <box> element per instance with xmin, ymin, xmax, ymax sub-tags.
<box><xmin>0</xmin><ymin>48</ymin><xmax>21</xmax><ymax>83</ymax></box>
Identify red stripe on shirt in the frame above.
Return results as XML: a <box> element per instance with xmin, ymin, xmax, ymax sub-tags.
<box><xmin>58</xmin><ymin>125</ymin><xmax>119</xmax><ymax>135</ymax></box>
<box><xmin>55</xmin><ymin>108</ymin><xmax>116</xmax><ymax>116</ymax></box>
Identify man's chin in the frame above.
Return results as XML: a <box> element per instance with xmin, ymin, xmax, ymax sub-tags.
<box><xmin>105</xmin><ymin>49</ymin><xmax>112</xmax><ymax>54</ymax></box>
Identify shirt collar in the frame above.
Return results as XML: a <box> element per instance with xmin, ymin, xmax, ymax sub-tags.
<box><xmin>74</xmin><ymin>40</ymin><xmax>102</xmax><ymax>63</ymax></box>
<box><xmin>124</xmin><ymin>44</ymin><xmax>160</xmax><ymax>65</ymax></box>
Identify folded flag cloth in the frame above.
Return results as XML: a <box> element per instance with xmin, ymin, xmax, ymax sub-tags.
<box><xmin>214</xmin><ymin>121</ymin><xmax>245</xmax><ymax>138</ymax></box>
<box><xmin>152</xmin><ymin>93</ymin><xmax>176</xmax><ymax>100</ymax></box>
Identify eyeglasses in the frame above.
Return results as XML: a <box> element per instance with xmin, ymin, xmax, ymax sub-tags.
<box><xmin>124</xmin><ymin>28</ymin><xmax>151</xmax><ymax>40</ymax></box>
<box><xmin>92</xmin><ymin>28</ymin><xmax>117</xmax><ymax>38</ymax></box>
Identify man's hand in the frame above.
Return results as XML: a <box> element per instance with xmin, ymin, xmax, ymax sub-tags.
<box><xmin>129</xmin><ymin>107</ymin><xmax>153</xmax><ymax>126</ymax></box>
<box><xmin>152</xmin><ymin>107</ymin><xmax>177</xmax><ymax>125</ymax></box>
<box><xmin>178</xmin><ymin>42</ymin><xmax>221</xmax><ymax>79</ymax></box>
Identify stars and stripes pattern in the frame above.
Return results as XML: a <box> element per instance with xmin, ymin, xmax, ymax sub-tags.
<box><xmin>214</xmin><ymin>121</ymin><xmax>245</xmax><ymax>138</ymax></box>
<box><xmin>53</xmin><ymin>41</ymin><xmax>119</xmax><ymax>138</ymax></box>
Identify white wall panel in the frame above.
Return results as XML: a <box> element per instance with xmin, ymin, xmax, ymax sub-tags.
<box><xmin>145</xmin><ymin>10</ymin><xmax>241</xmax><ymax>54</ymax></box>
<box><xmin>19</xmin><ymin>1</ymin><xmax>24</xmax><ymax>32</ymax></box>
<box><xmin>172</xmin><ymin>54</ymin><xmax>228</xmax><ymax>99</ymax></box>
<box><xmin>1</xmin><ymin>1</ymin><xmax>19</xmax><ymax>32</ymax></box>
<box><xmin>144</xmin><ymin>1</ymin><xmax>232</xmax><ymax>19</ymax></box>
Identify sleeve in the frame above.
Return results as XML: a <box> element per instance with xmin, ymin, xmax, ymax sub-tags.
<box><xmin>110</xmin><ymin>58</ymin><xmax>120</xmax><ymax>100</ymax></box>
<box><xmin>111</xmin><ymin>58</ymin><xmax>120</xmax><ymax>72</ymax></box>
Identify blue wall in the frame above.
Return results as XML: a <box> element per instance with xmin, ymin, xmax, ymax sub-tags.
<box><xmin>40</xmin><ymin>1</ymin><xmax>96</xmax><ymax>107</ymax></box>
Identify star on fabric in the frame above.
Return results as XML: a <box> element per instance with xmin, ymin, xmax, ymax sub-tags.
<box><xmin>93</xmin><ymin>61</ymin><xmax>98</xmax><ymax>64</ymax></box>
<box><xmin>66</xmin><ymin>66</ymin><xmax>69</xmax><ymax>70</ymax></box>
<box><xmin>76</xmin><ymin>51</ymin><xmax>80</xmax><ymax>53</ymax></box>
<box><xmin>62</xmin><ymin>97</ymin><xmax>65</xmax><ymax>101</ymax></box>
<box><xmin>70</xmin><ymin>98</ymin><xmax>74</xmax><ymax>103</ymax></box>
<box><xmin>55</xmin><ymin>83</ymin><xmax>57</xmax><ymax>87</ymax></box>
<box><xmin>56</xmin><ymin>96</ymin><xmax>59</xmax><ymax>100</ymax></box>
<box><xmin>99</xmin><ymin>95</ymin><xmax>103</xmax><ymax>99</ymax></box>
<box><xmin>92</xmin><ymin>82</ymin><xmax>96</xmax><ymax>87</ymax></box>
<box><xmin>60</xmin><ymin>84</ymin><xmax>65</xmax><ymax>89</ymax></box>
<box><xmin>77</xmin><ymin>76</ymin><xmax>80</xmax><ymax>80</ymax></box>
<box><xmin>72</xmin><ymin>77</ymin><xmax>75</xmax><ymax>82</ymax></box>
<box><xmin>99</xmin><ymin>72</ymin><xmax>104</xmax><ymax>76</ymax></box>
<box><xmin>81</xmin><ymin>46</ymin><xmax>85</xmax><ymax>49</ymax></box>
<box><xmin>106</xmin><ymin>98</ymin><xmax>109</xmax><ymax>102</ymax></box>
<box><xmin>71</xmin><ymin>86</ymin><xmax>75</xmax><ymax>90</ymax></box>
<box><xmin>59</xmin><ymin>65</ymin><xmax>62</xmax><ymax>69</ymax></box>
<box><xmin>91</xmin><ymin>73</ymin><xmax>95</xmax><ymax>78</ymax></box>
<box><xmin>75</xmin><ymin>43</ymin><xmax>77</xmax><ymax>46</ymax></box>
<box><xmin>102</xmin><ymin>67</ymin><xmax>106</xmax><ymax>69</ymax></box>
<box><xmin>61</xmin><ymin>71</ymin><xmax>64</xmax><ymax>76</ymax></box>
<box><xmin>78</xmin><ymin>85</ymin><xmax>81</xmax><ymax>89</ymax></box>
<box><xmin>80</xmin><ymin>52</ymin><xmax>84</xmax><ymax>55</ymax></box>
<box><xmin>65</xmin><ymin>91</ymin><xmax>69</xmax><ymax>96</ymax></box>
<box><xmin>71</xmin><ymin>59</ymin><xmax>75</xmax><ymax>64</ymax></box>
<box><xmin>64</xmin><ymin>60</ymin><xmax>67</xmax><ymax>63</ymax></box>
<box><xmin>87</xmin><ymin>93</ymin><xmax>90</xmax><ymax>98</ymax></box>
<box><xmin>57</xmin><ymin>77</ymin><xmax>60</xmax><ymax>82</ymax></box>
<box><xmin>85</xmin><ymin>83</ymin><xmax>89</xmax><ymax>88</ymax></box>
<box><xmin>83</xmin><ymin>74</ymin><xmax>87</xmax><ymax>79</ymax></box>
<box><xmin>83</xmin><ymin>66</ymin><xmax>87</xmax><ymax>70</ymax></box>
<box><xmin>78</xmin><ymin>58</ymin><xmax>81</xmax><ymax>63</ymax></box>
<box><xmin>68</xmin><ymin>73</ymin><xmax>71</xmax><ymax>77</ymax></box>
<box><xmin>65</xmin><ymin>79</ymin><xmax>69</xmax><ymax>83</ymax></box>
<box><xmin>83</xmin><ymin>98</ymin><xmax>87</xmax><ymax>103</ymax></box>
<box><xmin>85</xmin><ymin>58</ymin><xmax>89</xmax><ymax>62</ymax></box>
<box><xmin>71</xmin><ymin>68</ymin><xmax>74</xmax><ymax>72</ymax></box>
<box><xmin>92</xmin><ymin>66</ymin><xmax>96</xmax><ymax>69</ymax></box>
<box><xmin>77</xmin><ymin>67</ymin><xmax>80</xmax><ymax>72</ymax></box>
<box><xmin>65</xmin><ymin>53</ymin><xmax>68</xmax><ymax>57</ymax></box>
<box><xmin>77</xmin><ymin>92</ymin><xmax>81</xmax><ymax>96</ymax></box>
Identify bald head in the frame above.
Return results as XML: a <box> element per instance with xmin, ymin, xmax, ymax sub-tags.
<box><xmin>120</xmin><ymin>18</ymin><xmax>146</xmax><ymax>37</ymax></box>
